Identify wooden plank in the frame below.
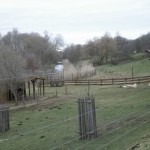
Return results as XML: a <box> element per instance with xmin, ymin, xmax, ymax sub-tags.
<box><xmin>77</xmin><ymin>99</ymin><xmax>82</xmax><ymax>139</ymax></box>
<box><xmin>43</xmin><ymin>79</ymin><xmax>45</xmax><ymax>95</ymax></box>
<box><xmin>92</xmin><ymin>97</ymin><xmax>97</xmax><ymax>138</ymax></box>
<box><xmin>28</xmin><ymin>81</ymin><xmax>30</xmax><ymax>96</ymax></box>
<box><xmin>82</xmin><ymin>98</ymin><xmax>87</xmax><ymax>140</ymax></box>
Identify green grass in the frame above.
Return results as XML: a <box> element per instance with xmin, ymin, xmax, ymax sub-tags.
<box><xmin>131</xmin><ymin>52</ymin><xmax>146</xmax><ymax>59</ymax></box>
<box><xmin>0</xmin><ymin>59</ymin><xmax>150</xmax><ymax>150</ymax></box>
<box><xmin>95</xmin><ymin>58</ymin><xmax>150</xmax><ymax>78</ymax></box>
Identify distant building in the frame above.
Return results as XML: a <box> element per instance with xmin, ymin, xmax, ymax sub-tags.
<box><xmin>54</xmin><ymin>62</ymin><xmax>64</xmax><ymax>73</ymax></box>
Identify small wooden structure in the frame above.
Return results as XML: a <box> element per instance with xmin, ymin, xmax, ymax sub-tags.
<box><xmin>77</xmin><ymin>96</ymin><xmax>97</xmax><ymax>140</ymax></box>
<box><xmin>0</xmin><ymin>105</ymin><xmax>10</xmax><ymax>133</ymax></box>
<box><xmin>28</xmin><ymin>77</ymin><xmax>45</xmax><ymax>99</ymax></box>
<box><xmin>0</xmin><ymin>80</ymin><xmax>26</xmax><ymax>103</ymax></box>
<box><xmin>0</xmin><ymin>76</ymin><xmax>46</xmax><ymax>103</ymax></box>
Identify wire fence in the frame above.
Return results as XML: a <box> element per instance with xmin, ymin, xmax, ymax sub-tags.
<box><xmin>0</xmin><ymin>101</ymin><xmax>149</xmax><ymax>149</ymax></box>
<box><xmin>74</xmin><ymin>111</ymin><xmax>150</xmax><ymax>150</ymax></box>
<box><xmin>125</xmin><ymin>134</ymin><xmax>149</xmax><ymax>150</ymax></box>
<box><xmin>0</xmin><ymin>76</ymin><xmax>150</xmax><ymax>150</ymax></box>
<box><xmin>65</xmin><ymin>75</ymin><xmax>150</xmax><ymax>85</ymax></box>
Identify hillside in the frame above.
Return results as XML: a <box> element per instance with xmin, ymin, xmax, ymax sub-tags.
<box><xmin>93</xmin><ymin>58</ymin><xmax>150</xmax><ymax>79</ymax></box>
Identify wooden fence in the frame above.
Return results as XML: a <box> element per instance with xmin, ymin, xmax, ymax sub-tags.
<box><xmin>0</xmin><ymin>106</ymin><xmax>10</xmax><ymax>133</ymax></box>
<box><xmin>65</xmin><ymin>75</ymin><xmax>150</xmax><ymax>85</ymax></box>
<box><xmin>77</xmin><ymin>96</ymin><xmax>97</xmax><ymax>140</ymax></box>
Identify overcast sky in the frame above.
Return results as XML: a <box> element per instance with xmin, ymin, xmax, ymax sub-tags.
<box><xmin>0</xmin><ymin>0</ymin><xmax>150</xmax><ymax>45</ymax></box>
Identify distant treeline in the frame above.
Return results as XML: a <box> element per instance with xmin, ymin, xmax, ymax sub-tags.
<box><xmin>0</xmin><ymin>29</ymin><xmax>150</xmax><ymax>79</ymax></box>
<box><xmin>0</xmin><ymin>29</ymin><xmax>64</xmax><ymax>78</ymax></box>
<box><xmin>63</xmin><ymin>32</ymin><xmax>150</xmax><ymax>66</ymax></box>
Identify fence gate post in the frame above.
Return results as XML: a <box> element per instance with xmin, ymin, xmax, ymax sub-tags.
<box><xmin>0</xmin><ymin>105</ymin><xmax>10</xmax><ymax>133</ymax></box>
<box><xmin>77</xmin><ymin>96</ymin><xmax>97</xmax><ymax>140</ymax></box>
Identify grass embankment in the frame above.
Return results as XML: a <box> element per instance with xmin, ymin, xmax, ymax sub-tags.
<box><xmin>0</xmin><ymin>58</ymin><xmax>150</xmax><ymax>150</ymax></box>
<box><xmin>95</xmin><ymin>58</ymin><xmax>150</xmax><ymax>78</ymax></box>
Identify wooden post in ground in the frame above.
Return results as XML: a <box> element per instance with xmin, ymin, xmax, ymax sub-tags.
<box><xmin>55</xmin><ymin>88</ymin><xmax>58</xmax><ymax>98</ymax></box>
<box><xmin>112</xmin><ymin>78</ymin><xmax>114</xmax><ymax>85</ymax></box>
<box><xmin>39</xmin><ymin>82</ymin><xmax>41</xmax><ymax>95</ymax></box>
<box><xmin>132</xmin><ymin>66</ymin><xmax>134</xmax><ymax>78</ymax></box>
<box><xmin>24</xmin><ymin>83</ymin><xmax>26</xmax><ymax>98</ymax></box>
<box><xmin>43</xmin><ymin>79</ymin><xmax>45</xmax><ymax>95</ymax></box>
<box><xmin>28</xmin><ymin>81</ymin><xmax>31</xmax><ymax>96</ymax></box>
<box><xmin>65</xmin><ymin>85</ymin><xmax>68</xmax><ymax>95</ymax></box>
<box><xmin>0</xmin><ymin>106</ymin><xmax>10</xmax><ymax>133</ymax></box>
<box><xmin>31</xmin><ymin>79</ymin><xmax>36</xmax><ymax>100</ymax></box>
<box><xmin>33</xmin><ymin>80</ymin><xmax>35</xmax><ymax>99</ymax></box>
<box><xmin>72</xmin><ymin>73</ymin><xmax>73</xmax><ymax>80</ymax></box>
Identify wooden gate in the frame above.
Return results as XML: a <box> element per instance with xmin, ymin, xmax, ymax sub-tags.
<box><xmin>0</xmin><ymin>106</ymin><xmax>10</xmax><ymax>133</ymax></box>
<box><xmin>77</xmin><ymin>96</ymin><xmax>97</xmax><ymax>140</ymax></box>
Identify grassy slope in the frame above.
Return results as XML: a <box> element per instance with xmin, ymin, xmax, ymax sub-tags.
<box><xmin>0</xmin><ymin>59</ymin><xmax>150</xmax><ymax>150</ymax></box>
<box><xmin>95</xmin><ymin>58</ymin><xmax>150</xmax><ymax>78</ymax></box>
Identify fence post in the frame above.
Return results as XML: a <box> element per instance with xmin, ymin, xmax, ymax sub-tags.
<box><xmin>132</xmin><ymin>66</ymin><xmax>134</xmax><ymax>78</ymax></box>
<box><xmin>72</xmin><ymin>73</ymin><xmax>74</xmax><ymax>80</ymax></box>
<box><xmin>55</xmin><ymin>88</ymin><xmax>58</xmax><ymax>98</ymax></box>
<box><xmin>138</xmin><ymin>77</ymin><xmax>140</xmax><ymax>84</ymax></box>
<box><xmin>39</xmin><ymin>81</ymin><xmax>42</xmax><ymax>95</ymax></box>
<box><xmin>112</xmin><ymin>78</ymin><xmax>114</xmax><ymax>85</ymax></box>
<box><xmin>100</xmin><ymin>79</ymin><xmax>103</xmax><ymax>85</ymax></box>
<box><xmin>65</xmin><ymin>85</ymin><xmax>68</xmax><ymax>95</ymax></box>
<box><xmin>43</xmin><ymin>79</ymin><xmax>45</xmax><ymax>95</ymax></box>
<box><xmin>0</xmin><ymin>105</ymin><xmax>10</xmax><ymax>133</ymax></box>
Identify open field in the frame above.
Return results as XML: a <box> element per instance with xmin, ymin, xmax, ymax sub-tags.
<box><xmin>0</xmin><ymin>58</ymin><xmax>150</xmax><ymax>150</ymax></box>
<box><xmin>94</xmin><ymin>58</ymin><xmax>150</xmax><ymax>79</ymax></box>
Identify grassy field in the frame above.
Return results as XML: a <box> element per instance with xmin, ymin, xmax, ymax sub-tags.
<box><xmin>95</xmin><ymin>58</ymin><xmax>150</xmax><ymax>78</ymax></box>
<box><xmin>0</xmin><ymin>58</ymin><xmax>150</xmax><ymax>150</ymax></box>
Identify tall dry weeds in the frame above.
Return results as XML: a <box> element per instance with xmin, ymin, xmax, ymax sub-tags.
<box><xmin>63</xmin><ymin>59</ymin><xmax>95</xmax><ymax>80</ymax></box>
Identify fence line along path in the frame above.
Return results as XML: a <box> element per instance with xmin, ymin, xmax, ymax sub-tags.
<box><xmin>65</xmin><ymin>75</ymin><xmax>150</xmax><ymax>85</ymax></box>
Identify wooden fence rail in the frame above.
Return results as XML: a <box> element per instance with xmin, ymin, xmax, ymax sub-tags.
<box><xmin>0</xmin><ymin>106</ymin><xmax>10</xmax><ymax>133</ymax></box>
<box><xmin>65</xmin><ymin>75</ymin><xmax>150</xmax><ymax>85</ymax></box>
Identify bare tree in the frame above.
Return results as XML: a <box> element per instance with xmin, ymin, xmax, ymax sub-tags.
<box><xmin>52</xmin><ymin>34</ymin><xmax>64</xmax><ymax>50</ymax></box>
<box><xmin>63</xmin><ymin>44</ymin><xmax>81</xmax><ymax>65</ymax></box>
<box><xmin>0</xmin><ymin>45</ymin><xmax>25</xmax><ymax>104</ymax></box>
<box><xmin>0</xmin><ymin>45</ymin><xmax>24</xmax><ymax>78</ymax></box>
<box><xmin>25</xmin><ymin>53</ymin><xmax>41</xmax><ymax>73</ymax></box>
